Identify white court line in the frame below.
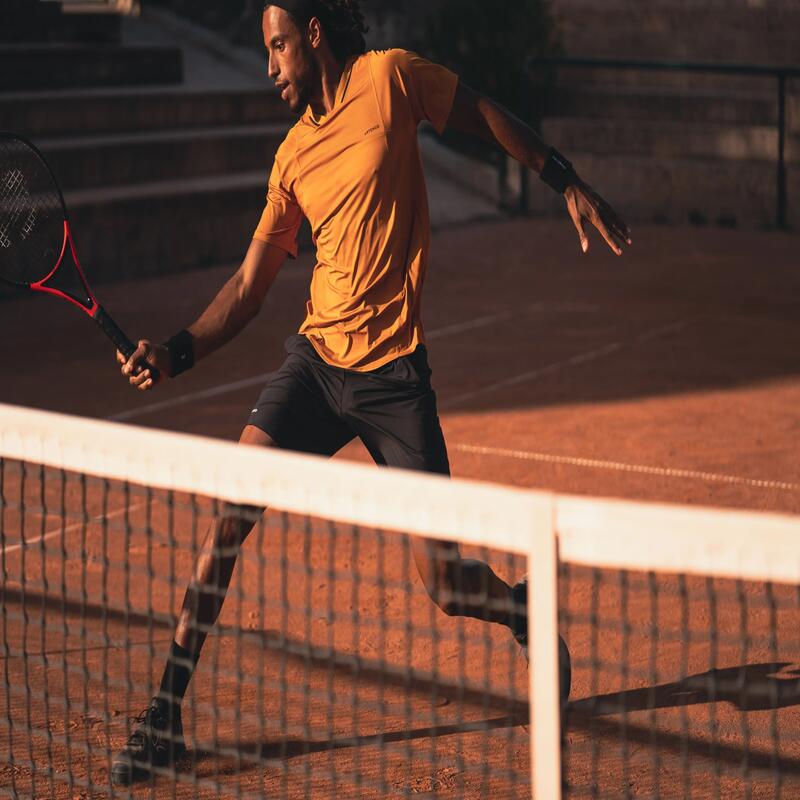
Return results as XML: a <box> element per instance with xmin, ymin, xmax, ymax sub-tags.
<box><xmin>1</xmin><ymin>502</ymin><xmax>146</xmax><ymax>554</ymax></box>
<box><xmin>109</xmin><ymin>302</ymin><xmax>597</xmax><ymax>423</ymax></box>
<box><xmin>439</xmin><ymin>317</ymin><xmax>693</xmax><ymax>410</ymax></box>
<box><xmin>426</xmin><ymin>302</ymin><xmax>598</xmax><ymax>341</ymax></box>
<box><xmin>452</xmin><ymin>443</ymin><xmax>800</xmax><ymax>493</ymax></box>
<box><xmin>109</xmin><ymin>373</ymin><xmax>274</xmax><ymax>422</ymax></box>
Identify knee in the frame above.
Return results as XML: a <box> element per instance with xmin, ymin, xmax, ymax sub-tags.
<box><xmin>426</xmin><ymin>559</ymin><xmax>494</xmax><ymax>617</ymax></box>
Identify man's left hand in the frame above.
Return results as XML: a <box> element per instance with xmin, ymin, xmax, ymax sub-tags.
<box><xmin>564</xmin><ymin>180</ymin><xmax>632</xmax><ymax>256</ymax></box>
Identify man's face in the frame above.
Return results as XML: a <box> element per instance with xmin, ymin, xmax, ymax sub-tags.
<box><xmin>262</xmin><ymin>6</ymin><xmax>319</xmax><ymax>115</ymax></box>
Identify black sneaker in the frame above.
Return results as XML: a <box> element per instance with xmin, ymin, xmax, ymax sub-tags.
<box><xmin>510</xmin><ymin>579</ymin><xmax>572</xmax><ymax>718</ymax></box>
<box><xmin>111</xmin><ymin>697</ymin><xmax>185</xmax><ymax>786</ymax></box>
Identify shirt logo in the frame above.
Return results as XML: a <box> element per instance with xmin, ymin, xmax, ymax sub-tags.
<box><xmin>364</xmin><ymin>125</ymin><xmax>380</xmax><ymax>136</ymax></box>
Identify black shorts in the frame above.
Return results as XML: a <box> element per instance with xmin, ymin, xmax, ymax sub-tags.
<box><xmin>247</xmin><ymin>334</ymin><xmax>450</xmax><ymax>476</ymax></box>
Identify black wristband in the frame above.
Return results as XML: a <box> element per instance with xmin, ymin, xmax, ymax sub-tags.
<box><xmin>164</xmin><ymin>329</ymin><xmax>194</xmax><ymax>377</ymax></box>
<box><xmin>540</xmin><ymin>148</ymin><xmax>577</xmax><ymax>194</ymax></box>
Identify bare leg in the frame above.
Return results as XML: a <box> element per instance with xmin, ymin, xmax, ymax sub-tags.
<box><xmin>411</xmin><ymin>536</ymin><xmax>571</xmax><ymax>712</ymax></box>
<box><xmin>110</xmin><ymin>426</ymin><xmax>281</xmax><ymax>785</ymax></box>
<box><xmin>174</xmin><ymin>425</ymin><xmax>277</xmax><ymax>653</ymax></box>
<box><xmin>411</xmin><ymin>536</ymin><xmax>515</xmax><ymax>625</ymax></box>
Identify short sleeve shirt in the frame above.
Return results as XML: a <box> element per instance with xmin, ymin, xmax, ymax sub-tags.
<box><xmin>253</xmin><ymin>49</ymin><xmax>458</xmax><ymax>371</ymax></box>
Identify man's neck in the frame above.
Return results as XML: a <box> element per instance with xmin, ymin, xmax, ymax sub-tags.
<box><xmin>309</xmin><ymin>57</ymin><xmax>344</xmax><ymax>116</ymax></box>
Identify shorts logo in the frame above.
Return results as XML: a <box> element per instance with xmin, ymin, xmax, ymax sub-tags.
<box><xmin>364</xmin><ymin>125</ymin><xmax>380</xmax><ymax>136</ymax></box>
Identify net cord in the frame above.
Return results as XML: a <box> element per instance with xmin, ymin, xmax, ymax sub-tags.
<box><xmin>557</xmin><ymin>495</ymin><xmax>800</xmax><ymax>585</ymax></box>
<box><xmin>0</xmin><ymin>403</ymin><xmax>545</xmax><ymax>555</ymax></box>
<box><xmin>1</xmin><ymin>404</ymin><xmax>798</xmax><ymax>583</ymax></box>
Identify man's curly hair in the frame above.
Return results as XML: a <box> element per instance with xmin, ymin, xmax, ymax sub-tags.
<box><xmin>264</xmin><ymin>1</ymin><xmax>369</xmax><ymax>63</ymax></box>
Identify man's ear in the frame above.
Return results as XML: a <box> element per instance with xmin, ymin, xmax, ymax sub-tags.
<box><xmin>307</xmin><ymin>16</ymin><xmax>323</xmax><ymax>49</ymax></box>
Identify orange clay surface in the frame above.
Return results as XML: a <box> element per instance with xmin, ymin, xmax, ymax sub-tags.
<box><xmin>1</xmin><ymin>217</ymin><xmax>800</xmax><ymax>798</ymax></box>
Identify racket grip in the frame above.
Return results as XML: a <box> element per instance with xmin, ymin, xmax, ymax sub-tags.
<box><xmin>94</xmin><ymin>305</ymin><xmax>161</xmax><ymax>382</ymax></box>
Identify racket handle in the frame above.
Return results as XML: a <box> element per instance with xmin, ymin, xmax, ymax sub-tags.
<box><xmin>94</xmin><ymin>305</ymin><xmax>161</xmax><ymax>382</ymax></box>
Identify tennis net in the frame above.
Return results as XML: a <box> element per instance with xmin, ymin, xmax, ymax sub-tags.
<box><xmin>557</xmin><ymin>498</ymin><xmax>800</xmax><ymax>798</ymax></box>
<box><xmin>1</xmin><ymin>402</ymin><xmax>800</xmax><ymax>799</ymax></box>
<box><xmin>0</xmin><ymin>403</ymin><xmax>549</xmax><ymax>799</ymax></box>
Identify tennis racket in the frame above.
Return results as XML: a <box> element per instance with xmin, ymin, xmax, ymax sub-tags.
<box><xmin>0</xmin><ymin>132</ymin><xmax>157</xmax><ymax>381</ymax></box>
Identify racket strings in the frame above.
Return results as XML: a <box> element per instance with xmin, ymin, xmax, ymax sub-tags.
<box><xmin>0</xmin><ymin>136</ymin><xmax>67</xmax><ymax>286</ymax></box>
<box><xmin>1</xmin><ymin>168</ymin><xmax>38</xmax><ymax>249</ymax></box>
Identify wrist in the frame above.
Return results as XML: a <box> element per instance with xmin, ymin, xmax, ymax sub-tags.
<box><xmin>164</xmin><ymin>329</ymin><xmax>195</xmax><ymax>377</ymax></box>
<box><xmin>539</xmin><ymin>148</ymin><xmax>577</xmax><ymax>194</ymax></box>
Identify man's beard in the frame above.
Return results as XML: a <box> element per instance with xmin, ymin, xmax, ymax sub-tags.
<box><xmin>290</xmin><ymin>54</ymin><xmax>319</xmax><ymax>115</ymax></box>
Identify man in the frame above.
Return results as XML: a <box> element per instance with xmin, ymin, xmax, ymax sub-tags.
<box><xmin>112</xmin><ymin>0</ymin><xmax>631</xmax><ymax>785</ymax></box>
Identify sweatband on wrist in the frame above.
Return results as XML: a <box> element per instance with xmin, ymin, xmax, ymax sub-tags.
<box><xmin>540</xmin><ymin>148</ymin><xmax>577</xmax><ymax>194</ymax></box>
<box><xmin>164</xmin><ymin>329</ymin><xmax>194</xmax><ymax>377</ymax></box>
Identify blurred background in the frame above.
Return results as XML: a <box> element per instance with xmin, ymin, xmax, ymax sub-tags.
<box><xmin>1</xmin><ymin>0</ymin><xmax>797</xmax><ymax>289</ymax></box>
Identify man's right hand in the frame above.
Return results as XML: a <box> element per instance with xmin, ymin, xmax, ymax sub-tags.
<box><xmin>117</xmin><ymin>340</ymin><xmax>170</xmax><ymax>391</ymax></box>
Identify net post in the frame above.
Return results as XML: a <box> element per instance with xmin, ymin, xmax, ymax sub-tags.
<box><xmin>528</xmin><ymin>496</ymin><xmax>561</xmax><ymax>799</ymax></box>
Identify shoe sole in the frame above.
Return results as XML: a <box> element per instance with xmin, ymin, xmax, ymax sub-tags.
<box><xmin>110</xmin><ymin>745</ymin><xmax>186</xmax><ymax>786</ymax></box>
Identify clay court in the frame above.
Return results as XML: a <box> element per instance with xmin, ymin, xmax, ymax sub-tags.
<box><xmin>2</xmin><ymin>215</ymin><xmax>800</xmax><ymax>797</ymax></box>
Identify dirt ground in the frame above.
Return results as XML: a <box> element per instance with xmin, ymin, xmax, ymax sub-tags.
<box><xmin>1</xmin><ymin>216</ymin><xmax>799</xmax><ymax>798</ymax></box>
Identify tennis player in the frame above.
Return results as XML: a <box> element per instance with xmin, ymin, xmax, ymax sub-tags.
<box><xmin>112</xmin><ymin>0</ymin><xmax>631</xmax><ymax>784</ymax></box>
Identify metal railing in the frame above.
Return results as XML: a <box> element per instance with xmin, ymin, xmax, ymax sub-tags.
<box><xmin>527</xmin><ymin>56</ymin><xmax>800</xmax><ymax>229</ymax></box>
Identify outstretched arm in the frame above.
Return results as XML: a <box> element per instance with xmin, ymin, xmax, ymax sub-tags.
<box><xmin>445</xmin><ymin>81</ymin><xmax>632</xmax><ymax>255</ymax></box>
<box><xmin>120</xmin><ymin>239</ymin><xmax>288</xmax><ymax>391</ymax></box>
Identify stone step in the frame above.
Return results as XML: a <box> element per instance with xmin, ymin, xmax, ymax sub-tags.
<box><xmin>1</xmin><ymin>44</ymin><xmax>183</xmax><ymax>92</ymax></box>
<box><xmin>49</xmin><ymin>11</ymin><xmax>124</xmax><ymax>45</ymax></box>
<box><xmin>513</xmin><ymin>152</ymin><xmax>799</xmax><ymax>230</ymax></box>
<box><xmin>0</xmin><ymin>2</ymin><xmax>122</xmax><ymax>44</ymax></box>
<box><xmin>547</xmin><ymin>84</ymin><xmax>799</xmax><ymax>131</ymax></box>
<box><xmin>59</xmin><ymin>171</ymin><xmax>311</xmax><ymax>283</ymax></box>
<box><xmin>34</xmin><ymin>124</ymin><xmax>289</xmax><ymax>190</ymax></box>
<box><xmin>545</xmin><ymin>63</ymin><xmax>793</xmax><ymax>97</ymax></box>
<box><xmin>0</xmin><ymin>86</ymin><xmax>289</xmax><ymax>138</ymax></box>
<box><xmin>558</xmin><ymin>26</ymin><xmax>800</xmax><ymax>67</ymax></box>
<box><xmin>1</xmin><ymin>1</ymin><xmax>63</xmax><ymax>43</ymax></box>
<box><xmin>542</xmin><ymin>117</ymin><xmax>800</xmax><ymax>163</ymax></box>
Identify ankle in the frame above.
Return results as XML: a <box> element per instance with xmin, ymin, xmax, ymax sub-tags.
<box><xmin>153</xmin><ymin>693</ymin><xmax>181</xmax><ymax>716</ymax></box>
<box><xmin>158</xmin><ymin>640</ymin><xmax>199</xmax><ymax>707</ymax></box>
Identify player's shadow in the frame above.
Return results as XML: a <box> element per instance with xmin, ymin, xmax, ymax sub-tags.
<box><xmin>184</xmin><ymin>627</ymin><xmax>530</xmax><ymax>778</ymax></box>
<box><xmin>566</xmin><ymin>662</ymin><xmax>800</xmax><ymax>776</ymax></box>
<box><xmin>569</xmin><ymin>662</ymin><xmax>800</xmax><ymax>716</ymax></box>
<box><xmin>187</xmin><ymin>713</ymin><xmax>523</xmax><ymax>779</ymax></box>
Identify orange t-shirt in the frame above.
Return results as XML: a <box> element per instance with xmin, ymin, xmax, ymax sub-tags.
<box><xmin>253</xmin><ymin>48</ymin><xmax>458</xmax><ymax>371</ymax></box>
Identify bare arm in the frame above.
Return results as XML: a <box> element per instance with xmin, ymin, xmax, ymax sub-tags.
<box><xmin>187</xmin><ymin>238</ymin><xmax>287</xmax><ymax>361</ymax></box>
<box><xmin>120</xmin><ymin>239</ymin><xmax>289</xmax><ymax>390</ymax></box>
<box><xmin>446</xmin><ymin>81</ymin><xmax>632</xmax><ymax>255</ymax></box>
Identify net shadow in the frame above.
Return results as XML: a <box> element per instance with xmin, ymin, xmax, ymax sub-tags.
<box><xmin>0</xmin><ymin>585</ymin><xmax>527</xmax><ymax>714</ymax></box>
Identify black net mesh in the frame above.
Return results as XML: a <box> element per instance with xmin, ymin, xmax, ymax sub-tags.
<box><xmin>0</xmin><ymin>457</ymin><xmax>531</xmax><ymax>799</ymax></box>
<box><xmin>0</xmin><ymin>134</ymin><xmax>66</xmax><ymax>287</ymax></box>
<box><xmin>6</xmin><ymin>407</ymin><xmax>798</xmax><ymax>799</ymax></box>
<box><xmin>560</xmin><ymin>562</ymin><xmax>800</xmax><ymax>798</ymax></box>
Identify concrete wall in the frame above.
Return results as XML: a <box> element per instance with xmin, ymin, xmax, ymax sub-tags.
<box><xmin>551</xmin><ymin>0</ymin><xmax>800</xmax><ymax>65</ymax></box>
